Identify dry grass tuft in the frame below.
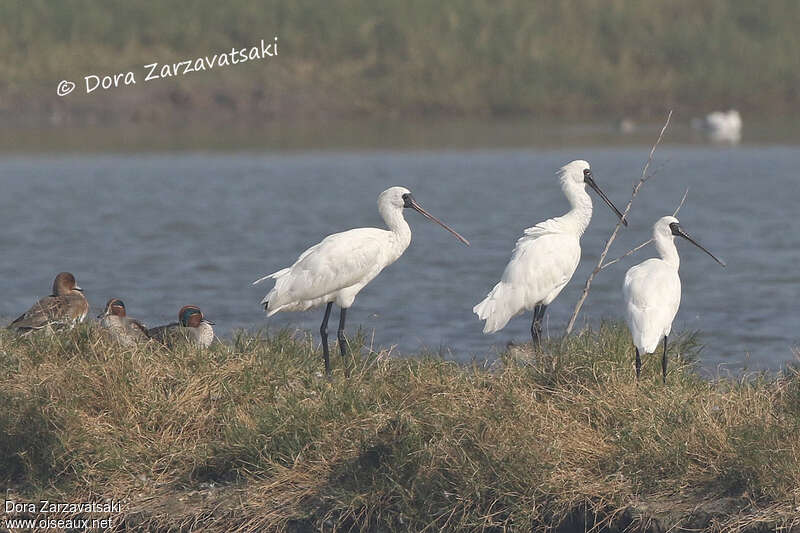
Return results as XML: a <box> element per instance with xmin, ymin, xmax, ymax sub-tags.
<box><xmin>1</xmin><ymin>323</ymin><xmax>799</xmax><ymax>531</ymax></box>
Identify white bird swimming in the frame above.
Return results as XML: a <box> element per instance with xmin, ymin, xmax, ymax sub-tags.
<box><xmin>474</xmin><ymin>160</ymin><xmax>627</xmax><ymax>345</ymax></box>
<box><xmin>623</xmin><ymin>216</ymin><xmax>725</xmax><ymax>383</ymax></box>
<box><xmin>253</xmin><ymin>186</ymin><xmax>470</xmax><ymax>376</ymax></box>
<box><xmin>693</xmin><ymin>109</ymin><xmax>742</xmax><ymax>144</ymax></box>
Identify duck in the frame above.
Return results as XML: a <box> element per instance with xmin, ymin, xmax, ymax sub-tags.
<box><xmin>147</xmin><ymin>305</ymin><xmax>215</xmax><ymax>348</ymax></box>
<box><xmin>97</xmin><ymin>298</ymin><xmax>149</xmax><ymax>347</ymax></box>
<box><xmin>8</xmin><ymin>272</ymin><xmax>89</xmax><ymax>332</ymax></box>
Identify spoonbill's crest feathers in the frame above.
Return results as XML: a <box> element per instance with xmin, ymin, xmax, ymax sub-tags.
<box><xmin>654</xmin><ymin>215</ymin><xmax>679</xmax><ymax>237</ymax></box>
<box><xmin>557</xmin><ymin>160</ymin><xmax>591</xmax><ymax>185</ymax></box>
<box><xmin>377</xmin><ymin>186</ymin><xmax>412</xmax><ymax>210</ymax></box>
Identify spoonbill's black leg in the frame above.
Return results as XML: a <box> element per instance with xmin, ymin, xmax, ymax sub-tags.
<box><xmin>662</xmin><ymin>335</ymin><xmax>668</xmax><ymax>384</ymax></box>
<box><xmin>338</xmin><ymin>307</ymin><xmax>350</xmax><ymax>377</ymax></box>
<box><xmin>320</xmin><ymin>302</ymin><xmax>333</xmax><ymax>376</ymax></box>
<box><xmin>530</xmin><ymin>306</ymin><xmax>539</xmax><ymax>344</ymax></box>
<box><xmin>635</xmin><ymin>347</ymin><xmax>641</xmax><ymax>380</ymax></box>
<box><xmin>531</xmin><ymin>304</ymin><xmax>547</xmax><ymax>347</ymax></box>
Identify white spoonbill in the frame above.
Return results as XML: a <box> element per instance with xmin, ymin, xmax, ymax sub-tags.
<box><xmin>253</xmin><ymin>186</ymin><xmax>469</xmax><ymax>376</ymax></box>
<box><xmin>623</xmin><ymin>216</ymin><xmax>725</xmax><ymax>383</ymax></box>
<box><xmin>474</xmin><ymin>160</ymin><xmax>627</xmax><ymax>345</ymax></box>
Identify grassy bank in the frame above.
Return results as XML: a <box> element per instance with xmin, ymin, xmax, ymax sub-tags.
<box><xmin>1</xmin><ymin>323</ymin><xmax>799</xmax><ymax>531</ymax></box>
<box><xmin>3</xmin><ymin>1</ymin><xmax>800</xmax><ymax>126</ymax></box>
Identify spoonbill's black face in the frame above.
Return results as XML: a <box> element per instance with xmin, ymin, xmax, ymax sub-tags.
<box><xmin>582</xmin><ymin>169</ymin><xmax>628</xmax><ymax>226</ymax></box>
<box><xmin>401</xmin><ymin>192</ymin><xmax>470</xmax><ymax>246</ymax></box>
<box><xmin>669</xmin><ymin>222</ymin><xmax>726</xmax><ymax>267</ymax></box>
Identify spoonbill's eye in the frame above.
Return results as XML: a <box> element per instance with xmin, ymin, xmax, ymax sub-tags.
<box><xmin>583</xmin><ymin>169</ymin><xmax>591</xmax><ymax>176</ymax></box>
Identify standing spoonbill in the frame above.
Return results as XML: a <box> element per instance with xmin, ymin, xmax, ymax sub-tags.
<box><xmin>474</xmin><ymin>160</ymin><xmax>626</xmax><ymax>345</ymax></box>
<box><xmin>253</xmin><ymin>186</ymin><xmax>470</xmax><ymax>376</ymax></box>
<box><xmin>623</xmin><ymin>216</ymin><xmax>725</xmax><ymax>383</ymax></box>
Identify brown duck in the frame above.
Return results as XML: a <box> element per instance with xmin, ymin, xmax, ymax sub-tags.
<box><xmin>8</xmin><ymin>272</ymin><xmax>89</xmax><ymax>331</ymax></box>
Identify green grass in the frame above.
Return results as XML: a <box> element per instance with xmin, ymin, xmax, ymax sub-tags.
<box><xmin>2</xmin><ymin>1</ymin><xmax>800</xmax><ymax>122</ymax></box>
<box><xmin>1</xmin><ymin>323</ymin><xmax>799</xmax><ymax>531</ymax></box>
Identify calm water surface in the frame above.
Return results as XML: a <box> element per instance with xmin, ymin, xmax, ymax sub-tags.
<box><xmin>1</xmin><ymin>146</ymin><xmax>798</xmax><ymax>373</ymax></box>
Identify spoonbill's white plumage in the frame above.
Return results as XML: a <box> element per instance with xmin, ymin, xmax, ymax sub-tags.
<box><xmin>623</xmin><ymin>216</ymin><xmax>725</xmax><ymax>383</ymax></box>
<box><xmin>473</xmin><ymin>160</ymin><xmax>626</xmax><ymax>345</ymax></box>
<box><xmin>254</xmin><ymin>186</ymin><xmax>469</xmax><ymax>375</ymax></box>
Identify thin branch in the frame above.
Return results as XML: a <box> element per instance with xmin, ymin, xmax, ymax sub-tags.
<box><xmin>564</xmin><ymin>110</ymin><xmax>672</xmax><ymax>335</ymax></box>
<box><xmin>672</xmin><ymin>187</ymin><xmax>689</xmax><ymax>216</ymax></box>
<box><xmin>599</xmin><ymin>187</ymin><xmax>689</xmax><ymax>271</ymax></box>
<box><xmin>598</xmin><ymin>239</ymin><xmax>653</xmax><ymax>271</ymax></box>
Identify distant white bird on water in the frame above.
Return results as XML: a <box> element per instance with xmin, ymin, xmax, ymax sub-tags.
<box><xmin>474</xmin><ymin>160</ymin><xmax>627</xmax><ymax>345</ymax></box>
<box><xmin>253</xmin><ymin>186</ymin><xmax>470</xmax><ymax>376</ymax></box>
<box><xmin>623</xmin><ymin>216</ymin><xmax>725</xmax><ymax>383</ymax></box>
<box><xmin>693</xmin><ymin>109</ymin><xmax>742</xmax><ymax>144</ymax></box>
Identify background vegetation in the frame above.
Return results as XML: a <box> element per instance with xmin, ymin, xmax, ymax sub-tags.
<box><xmin>2</xmin><ymin>0</ymin><xmax>799</xmax><ymax>126</ymax></box>
<box><xmin>2</xmin><ymin>324</ymin><xmax>799</xmax><ymax>531</ymax></box>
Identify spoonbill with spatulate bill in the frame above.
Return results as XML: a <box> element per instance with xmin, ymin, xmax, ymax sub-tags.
<box><xmin>254</xmin><ymin>186</ymin><xmax>470</xmax><ymax>376</ymax></box>
<box><xmin>474</xmin><ymin>160</ymin><xmax>627</xmax><ymax>345</ymax></box>
<box><xmin>623</xmin><ymin>215</ymin><xmax>725</xmax><ymax>383</ymax></box>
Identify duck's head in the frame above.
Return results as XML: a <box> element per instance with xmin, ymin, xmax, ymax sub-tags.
<box><xmin>179</xmin><ymin>305</ymin><xmax>214</xmax><ymax>327</ymax></box>
<box><xmin>98</xmin><ymin>298</ymin><xmax>126</xmax><ymax>319</ymax></box>
<box><xmin>53</xmin><ymin>272</ymin><xmax>82</xmax><ymax>296</ymax></box>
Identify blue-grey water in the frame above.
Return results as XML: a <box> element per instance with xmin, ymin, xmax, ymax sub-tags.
<box><xmin>1</xmin><ymin>146</ymin><xmax>798</xmax><ymax>373</ymax></box>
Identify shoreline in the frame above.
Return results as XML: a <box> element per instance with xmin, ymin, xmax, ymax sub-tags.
<box><xmin>3</xmin><ymin>116</ymin><xmax>800</xmax><ymax>154</ymax></box>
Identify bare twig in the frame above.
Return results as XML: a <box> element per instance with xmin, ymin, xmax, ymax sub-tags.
<box><xmin>564</xmin><ymin>110</ymin><xmax>672</xmax><ymax>335</ymax></box>
<box><xmin>598</xmin><ymin>187</ymin><xmax>689</xmax><ymax>271</ymax></box>
<box><xmin>598</xmin><ymin>239</ymin><xmax>653</xmax><ymax>271</ymax></box>
<box><xmin>672</xmin><ymin>187</ymin><xmax>689</xmax><ymax>217</ymax></box>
